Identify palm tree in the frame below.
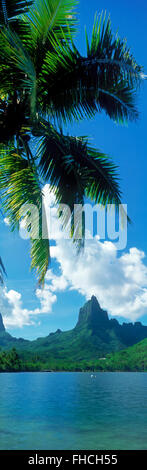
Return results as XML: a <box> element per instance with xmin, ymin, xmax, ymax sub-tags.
<box><xmin>0</xmin><ymin>0</ymin><xmax>145</xmax><ymax>284</ymax></box>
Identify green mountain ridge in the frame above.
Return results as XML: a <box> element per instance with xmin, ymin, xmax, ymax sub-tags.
<box><xmin>94</xmin><ymin>338</ymin><xmax>147</xmax><ymax>372</ymax></box>
<box><xmin>0</xmin><ymin>338</ymin><xmax>147</xmax><ymax>372</ymax></box>
<box><xmin>1</xmin><ymin>296</ymin><xmax>147</xmax><ymax>366</ymax></box>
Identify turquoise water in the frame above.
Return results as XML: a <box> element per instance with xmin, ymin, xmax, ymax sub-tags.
<box><xmin>0</xmin><ymin>372</ymin><xmax>147</xmax><ymax>450</ymax></box>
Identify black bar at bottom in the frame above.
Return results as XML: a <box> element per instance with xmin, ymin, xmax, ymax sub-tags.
<box><xmin>0</xmin><ymin>450</ymin><xmax>146</xmax><ymax>467</ymax></box>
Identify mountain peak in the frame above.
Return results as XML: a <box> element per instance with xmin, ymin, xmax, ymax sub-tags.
<box><xmin>0</xmin><ymin>313</ymin><xmax>5</xmax><ymax>333</ymax></box>
<box><xmin>76</xmin><ymin>296</ymin><xmax>109</xmax><ymax>331</ymax></box>
<box><xmin>88</xmin><ymin>295</ymin><xmax>100</xmax><ymax>307</ymax></box>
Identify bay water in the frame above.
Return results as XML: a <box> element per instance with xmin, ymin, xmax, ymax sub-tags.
<box><xmin>0</xmin><ymin>372</ymin><xmax>147</xmax><ymax>450</ymax></box>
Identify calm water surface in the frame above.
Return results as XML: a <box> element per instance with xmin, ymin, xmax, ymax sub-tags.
<box><xmin>0</xmin><ymin>372</ymin><xmax>147</xmax><ymax>450</ymax></box>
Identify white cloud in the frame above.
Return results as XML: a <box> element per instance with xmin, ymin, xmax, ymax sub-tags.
<box><xmin>35</xmin><ymin>286</ymin><xmax>57</xmax><ymax>314</ymax></box>
<box><xmin>0</xmin><ymin>287</ymin><xmax>34</xmax><ymax>328</ymax></box>
<box><xmin>4</xmin><ymin>218</ymin><xmax>10</xmax><ymax>226</ymax></box>
<box><xmin>1</xmin><ymin>283</ymin><xmax>57</xmax><ymax>329</ymax></box>
<box><xmin>2</xmin><ymin>184</ymin><xmax>147</xmax><ymax>328</ymax></box>
<box><xmin>48</xmin><ymin>238</ymin><xmax>147</xmax><ymax>322</ymax></box>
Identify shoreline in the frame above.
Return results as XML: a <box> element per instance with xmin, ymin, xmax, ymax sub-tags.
<box><xmin>0</xmin><ymin>369</ymin><xmax>147</xmax><ymax>373</ymax></box>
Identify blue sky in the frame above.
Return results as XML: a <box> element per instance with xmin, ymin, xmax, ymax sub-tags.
<box><xmin>1</xmin><ymin>0</ymin><xmax>147</xmax><ymax>339</ymax></box>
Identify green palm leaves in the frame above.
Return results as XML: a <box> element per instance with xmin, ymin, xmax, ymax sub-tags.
<box><xmin>0</xmin><ymin>146</ymin><xmax>50</xmax><ymax>284</ymax></box>
<box><xmin>38</xmin><ymin>123</ymin><xmax>122</xmax><ymax>244</ymax></box>
<box><xmin>25</xmin><ymin>0</ymin><xmax>78</xmax><ymax>43</ymax></box>
<box><xmin>38</xmin><ymin>123</ymin><xmax>121</xmax><ymax>207</ymax></box>
<box><xmin>0</xmin><ymin>0</ymin><xmax>33</xmax><ymax>25</ymax></box>
<box><xmin>0</xmin><ymin>0</ymin><xmax>145</xmax><ymax>284</ymax></box>
<box><xmin>40</xmin><ymin>12</ymin><xmax>142</xmax><ymax>123</ymax></box>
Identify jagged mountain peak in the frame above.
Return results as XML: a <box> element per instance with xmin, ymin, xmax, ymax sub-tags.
<box><xmin>76</xmin><ymin>295</ymin><xmax>109</xmax><ymax>330</ymax></box>
<box><xmin>0</xmin><ymin>298</ymin><xmax>147</xmax><ymax>362</ymax></box>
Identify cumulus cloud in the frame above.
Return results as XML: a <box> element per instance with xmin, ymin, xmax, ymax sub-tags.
<box><xmin>35</xmin><ymin>286</ymin><xmax>57</xmax><ymax>315</ymax></box>
<box><xmin>49</xmin><ymin>239</ymin><xmax>147</xmax><ymax>321</ymax></box>
<box><xmin>42</xmin><ymin>185</ymin><xmax>147</xmax><ymax>322</ymax></box>
<box><xmin>1</xmin><ymin>285</ymin><xmax>57</xmax><ymax>329</ymax></box>
<box><xmin>2</xmin><ymin>184</ymin><xmax>147</xmax><ymax>328</ymax></box>
<box><xmin>0</xmin><ymin>287</ymin><xmax>34</xmax><ymax>328</ymax></box>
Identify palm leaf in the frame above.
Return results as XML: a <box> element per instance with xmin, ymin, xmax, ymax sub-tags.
<box><xmin>39</xmin><ymin>12</ymin><xmax>143</xmax><ymax>124</ymax></box>
<box><xmin>7</xmin><ymin>18</ymin><xmax>32</xmax><ymax>46</ymax></box>
<box><xmin>0</xmin><ymin>0</ymin><xmax>33</xmax><ymax>25</ymax></box>
<box><xmin>37</xmin><ymin>123</ymin><xmax>123</xmax><ymax>242</ymax></box>
<box><xmin>30</xmin><ymin>238</ymin><xmax>50</xmax><ymax>286</ymax></box>
<box><xmin>86</xmin><ymin>12</ymin><xmax>142</xmax><ymax>87</ymax></box>
<box><xmin>0</xmin><ymin>26</ymin><xmax>36</xmax><ymax>115</ymax></box>
<box><xmin>0</xmin><ymin>146</ymin><xmax>50</xmax><ymax>284</ymax></box>
<box><xmin>24</xmin><ymin>0</ymin><xmax>78</xmax><ymax>70</ymax></box>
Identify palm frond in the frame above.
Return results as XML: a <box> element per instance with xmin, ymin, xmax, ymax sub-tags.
<box><xmin>39</xmin><ymin>12</ymin><xmax>143</xmax><ymax>124</ymax></box>
<box><xmin>30</xmin><ymin>238</ymin><xmax>50</xmax><ymax>286</ymax></box>
<box><xmin>0</xmin><ymin>146</ymin><xmax>50</xmax><ymax>284</ymax></box>
<box><xmin>0</xmin><ymin>0</ymin><xmax>33</xmax><ymax>25</ymax></box>
<box><xmin>85</xmin><ymin>12</ymin><xmax>142</xmax><ymax>85</ymax></box>
<box><xmin>37</xmin><ymin>123</ymin><xmax>123</xmax><ymax>242</ymax></box>
<box><xmin>7</xmin><ymin>18</ymin><xmax>32</xmax><ymax>46</ymax></box>
<box><xmin>25</xmin><ymin>0</ymin><xmax>78</xmax><ymax>60</ymax></box>
<box><xmin>0</xmin><ymin>26</ymin><xmax>36</xmax><ymax>115</ymax></box>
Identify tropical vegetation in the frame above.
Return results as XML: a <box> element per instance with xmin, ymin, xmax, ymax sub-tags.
<box><xmin>1</xmin><ymin>339</ymin><xmax>147</xmax><ymax>372</ymax></box>
<box><xmin>0</xmin><ymin>347</ymin><xmax>22</xmax><ymax>371</ymax></box>
<box><xmin>0</xmin><ymin>0</ymin><xmax>145</xmax><ymax>284</ymax></box>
